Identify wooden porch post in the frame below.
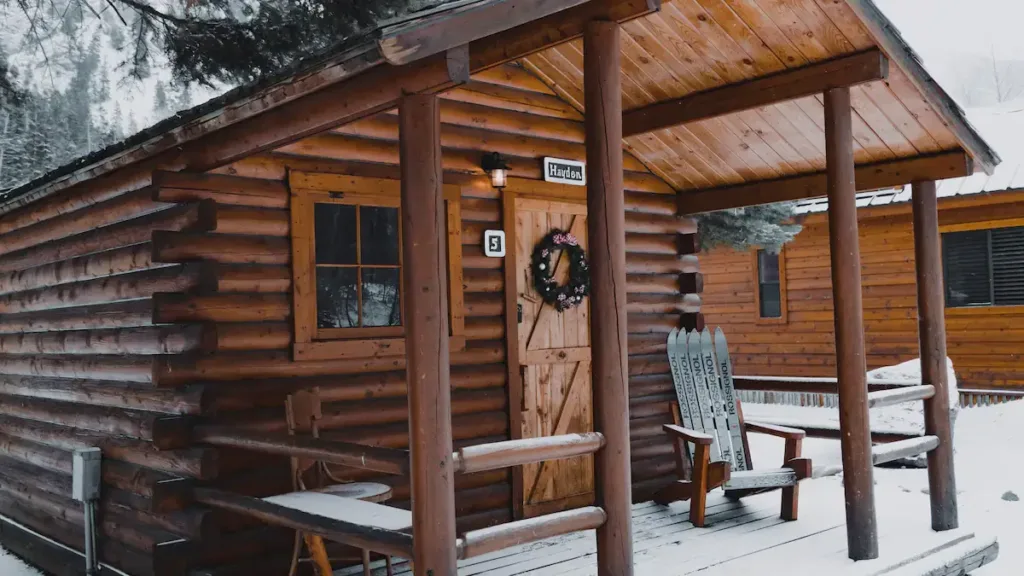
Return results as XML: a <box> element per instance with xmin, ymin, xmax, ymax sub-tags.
<box><xmin>584</xmin><ymin>20</ymin><xmax>634</xmax><ymax>576</ymax></box>
<box><xmin>911</xmin><ymin>180</ymin><xmax>959</xmax><ymax>531</ymax></box>
<box><xmin>399</xmin><ymin>93</ymin><xmax>458</xmax><ymax>576</ymax></box>
<box><xmin>824</xmin><ymin>86</ymin><xmax>878</xmax><ymax>561</ymax></box>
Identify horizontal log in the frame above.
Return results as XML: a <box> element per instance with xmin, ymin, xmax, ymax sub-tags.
<box><xmin>193</xmin><ymin>426</ymin><xmax>408</xmax><ymax>475</ymax></box>
<box><xmin>194</xmin><ymin>488</ymin><xmax>414</xmax><ymax>558</ymax></box>
<box><xmin>0</xmin><ymin>375</ymin><xmax>204</xmax><ymax>415</ymax></box>
<box><xmin>0</xmin><ymin>299</ymin><xmax>154</xmax><ymax>334</ymax></box>
<box><xmin>152</xmin><ymin>231</ymin><xmax>290</xmax><ymax>265</ymax></box>
<box><xmin>627</xmin><ymin>314</ymin><xmax>682</xmax><ymax>334</ymax></box>
<box><xmin>867</xmin><ymin>385</ymin><xmax>935</xmax><ymax>409</ymax></box>
<box><xmin>465</xmin><ymin>292</ymin><xmax>503</xmax><ymax>317</ymax></box>
<box><xmin>321</xmin><ymin>411</ymin><xmax>509</xmax><ymax>450</ymax></box>
<box><xmin>0</xmin><ymin>354</ymin><xmax>158</xmax><ymax>383</ymax></box>
<box><xmin>0</xmin><ymin>415</ymin><xmax>216</xmax><ymax>479</ymax></box>
<box><xmin>0</xmin><ymin>395</ymin><xmax>191</xmax><ymax>449</ymax></box>
<box><xmin>0</xmin><ymin>201</ymin><xmax>215</xmax><ymax>274</ymax></box>
<box><xmin>452</xmin><ymin>433</ymin><xmax>605</xmax><ymax>474</ymax></box>
<box><xmin>210</xmin><ymin>205</ymin><xmax>289</xmax><ymax>236</ymax></box>
<box><xmin>626</xmin><ymin>274</ymin><xmax>680</xmax><ymax>295</ymax></box>
<box><xmin>463</xmin><ymin>269</ymin><xmax>503</xmax><ymax>292</ymax></box>
<box><xmin>0</xmin><ymin>187</ymin><xmax>167</xmax><ymax>258</ymax></box>
<box><xmin>626</xmin><ymin>254</ymin><xmax>699</xmax><ymax>275</ymax></box>
<box><xmin>156</xmin><ymin>343</ymin><xmax>504</xmax><ymax>385</ymax></box>
<box><xmin>626</xmin><ymin>293</ymin><xmax>701</xmax><ymax>315</ymax></box>
<box><xmin>625</xmin><ymin>192</ymin><xmax>677</xmax><ymax>216</ymax></box>
<box><xmin>332</xmin><ymin>114</ymin><xmax>650</xmax><ymax>172</ymax></box>
<box><xmin>153</xmin><ymin>293</ymin><xmax>290</xmax><ymax>323</ymax></box>
<box><xmin>152</xmin><ymin>171</ymin><xmax>289</xmax><ymax>209</ymax></box>
<box><xmin>0</xmin><ymin>325</ymin><xmax>212</xmax><ymax>355</ymax></box>
<box><xmin>0</xmin><ymin>265</ymin><xmax>210</xmax><ymax>315</ymax></box>
<box><xmin>872</xmin><ymin>435</ymin><xmax>939</xmax><ymax>466</ymax></box>
<box><xmin>623</xmin><ymin>49</ymin><xmax>889</xmax><ymax>136</ymax></box>
<box><xmin>624</xmin><ymin>213</ymin><xmax>696</xmax><ymax>235</ymax></box>
<box><xmin>457</xmin><ymin>506</ymin><xmax>606</xmax><ymax>559</ymax></box>
<box><xmin>0</xmin><ymin>243</ymin><xmax>158</xmax><ymax>296</ymax></box>
<box><xmin>625</xmin><ymin>233</ymin><xmax>679</xmax><ymax>255</ymax></box>
<box><xmin>732</xmin><ymin>375</ymin><xmax>917</xmax><ymax>394</ymax></box>
<box><xmin>212</xmin><ymin>322</ymin><xmax>291</xmax><ymax>351</ymax></box>
<box><xmin>203</xmin><ymin>363</ymin><xmax>504</xmax><ymax>413</ymax></box>
<box><xmin>206</xmin><ymin>264</ymin><xmax>291</xmax><ymax>293</ymax></box>
<box><xmin>677</xmin><ymin>151</ymin><xmax>973</xmax><ymax>215</ymax></box>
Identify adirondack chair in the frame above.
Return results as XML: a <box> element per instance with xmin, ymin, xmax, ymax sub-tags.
<box><xmin>655</xmin><ymin>327</ymin><xmax>812</xmax><ymax>527</ymax></box>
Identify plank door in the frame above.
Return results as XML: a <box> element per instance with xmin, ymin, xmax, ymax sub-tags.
<box><xmin>513</xmin><ymin>197</ymin><xmax>594</xmax><ymax>517</ymax></box>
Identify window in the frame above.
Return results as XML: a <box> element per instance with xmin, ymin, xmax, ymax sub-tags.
<box><xmin>754</xmin><ymin>249</ymin><xmax>786</xmax><ymax>322</ymax></box>
<box><xmin>290</xmin><ymin>172</ymin><xmax>465</xmax><ymax>360</ymax></box>
<box><xmin>942</xmin><ymin>225</ymin><xmax>1024</xmax><ymax>308</ymax></box>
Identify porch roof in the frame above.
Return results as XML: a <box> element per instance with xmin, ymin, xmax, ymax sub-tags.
<box><xmin>0</xmin><ymin>0</ymin><xmax>999</xmax><ymax>215</ymax></box>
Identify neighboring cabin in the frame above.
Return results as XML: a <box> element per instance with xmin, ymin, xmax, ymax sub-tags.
<box><xmin>701</xmin><ymin>168</ymin><xmax>1024</xmax><ymax>391</ymax></box>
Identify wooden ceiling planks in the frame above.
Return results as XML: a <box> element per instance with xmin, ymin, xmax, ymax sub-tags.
<box><xmin>521</xmin><ymin>0</ymin><xmax>973</xmax><ymax>192</ymax></box>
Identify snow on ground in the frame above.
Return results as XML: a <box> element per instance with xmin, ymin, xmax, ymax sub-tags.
<box><xmin>747</xmin><ymin>399</ymin><xmax>1024</xmax><ymax>574</ymax></box>
<box><xmin>0</xmin><ymin>546</ymin><xmax>41</xmax><ymax>576</ymax></box>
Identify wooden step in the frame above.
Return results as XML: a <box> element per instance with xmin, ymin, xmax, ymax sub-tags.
<box><xmin>872</xmin><ymin>435</ymin><xmax>939</xmax><ymax>466</ymax></box>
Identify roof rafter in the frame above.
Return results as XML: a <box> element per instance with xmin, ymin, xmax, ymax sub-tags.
<box><xmin>622</xmin><ymin>49</ymin><xmax>889</xmax><ymax>138</ymax></box>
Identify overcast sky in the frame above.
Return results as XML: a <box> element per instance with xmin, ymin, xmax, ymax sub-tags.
<box><xmin>877</xmin><ymin>0</ymin><xmax>1024</xmax><ymax>59</ymax></box>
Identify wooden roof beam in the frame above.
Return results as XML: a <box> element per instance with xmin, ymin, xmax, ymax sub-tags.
<box><xmin>622</xmin><ymin>49</ymin><xmax>888</xmax><ymax>138</ymax></box>
<box><xmin>677</xmin><ymin>150</ymin><xmax>973</xmax><ymax>215</ymax></box>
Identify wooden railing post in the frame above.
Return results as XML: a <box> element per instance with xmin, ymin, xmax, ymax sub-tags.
<box><xmin>824</xmin><ymin>86</ymin><xmax>878</xmax><ymax>561</ymax></box>
<box><xmin>584</xmin><ymin>20</ymin><xmax>634</xmax><ymax>576</ymax></box>
<box><xmin>911</xmin><ymin>179</ymin><xmax>959</xmax><ymax>531</ymax></box>
<box><xmin>399</xmin><ymin>92</ymin><xmax>458</xmax><ymax>576</ymax></box>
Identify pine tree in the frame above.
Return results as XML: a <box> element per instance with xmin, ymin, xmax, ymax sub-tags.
<box><xmin>695</xmin><ymin>202</ymin><xmax>802</xmax><ymax>253</ymax></box>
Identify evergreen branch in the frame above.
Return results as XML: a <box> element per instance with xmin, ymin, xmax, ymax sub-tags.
<box><xmin>114</xmin><ymin>0</ymin><xmax>187</xmax><ymax>25</ymax></box>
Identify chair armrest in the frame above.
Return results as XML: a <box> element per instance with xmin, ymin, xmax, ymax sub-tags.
<box><xmin>745</xmin><ymin>421</ymin><xmax>806</xmax><ymax>440</ymax></box>
<box><xmin>663</xmin><ymin>424</ymin><xmax>714</xmax><ymax>445</ymax></box>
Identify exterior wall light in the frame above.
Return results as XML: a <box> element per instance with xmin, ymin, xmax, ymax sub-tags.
<box><xmin>481</xmin><ymin>152</ymin><xmax>509</xmax><ymax>190</ymax></box>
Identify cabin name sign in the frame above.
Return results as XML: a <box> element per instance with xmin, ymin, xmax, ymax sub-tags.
<box><xmin>543</xmin><ymin>157</ymin><xmax>586</xmax><ymax>186</ymax></box>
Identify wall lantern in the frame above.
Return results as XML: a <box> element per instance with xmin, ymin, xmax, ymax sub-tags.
<box><xmin>481</xmin><ymin>152</ymin><xmax>509</xmax><ymax>190</ymax></box>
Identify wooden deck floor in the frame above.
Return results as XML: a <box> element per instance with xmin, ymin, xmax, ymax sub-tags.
<box><xmin>343</xmin><ymin>479</ymin><xmax>997</xmax><ymax>576</ymax></box>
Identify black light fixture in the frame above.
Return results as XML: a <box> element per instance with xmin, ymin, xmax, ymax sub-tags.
<box><xmin>481</xmin><ymin>152</ymin><xmax>509</xmax><ymax>190</ymax></box>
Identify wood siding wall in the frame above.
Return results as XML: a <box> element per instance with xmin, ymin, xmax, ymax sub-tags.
<box><xmin>701</xmin><ymin>198</ymin><xmax>1024</xmax><ymax>391</ymax></box>
<box><xmin>0</xmin><ymin>63</ymin><xmax>700</xmax><ymax>576</ymax></box>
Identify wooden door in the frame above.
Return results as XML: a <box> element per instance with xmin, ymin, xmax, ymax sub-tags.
<box><xmin>513</xmin><ymin>197</ymin><xmax>594</xmax><ymax>517</ymax></box>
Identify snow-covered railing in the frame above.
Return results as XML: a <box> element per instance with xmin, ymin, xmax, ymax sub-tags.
<box><xmin>959</xmin><ymin>388</ymin><xmax>1024</xmax><ymax>408</ymax></box>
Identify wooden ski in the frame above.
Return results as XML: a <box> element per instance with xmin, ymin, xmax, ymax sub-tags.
<box><xmin>666</xmin><ymin>328</ymin><xmax>695</xmax><ymax>430</ymax></box>
<box><xmin>686</xmin><ymin>330</ymin><xmax>722</xmax><ymax>462</ymax></box>
<box><xmin>714</xmin><ymin>327</ymin><xmax>747</xmax><ymax>471</ymax></box>
<box><xmin>675</xmin><ymin>330</ymin><xmax>704</xmax><ymax>440</ymax></box>
<box><xmin>699</xmin><ymin>328</ymin><xmax>734</xmax><ymax>468</ymax></box>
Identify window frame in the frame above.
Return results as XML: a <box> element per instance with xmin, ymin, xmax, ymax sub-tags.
<box><xmin>752</xmin><ymin>247</ymin><xmax>787</xmax><ymax>324</ymax></box>
<box><xmin>289</xmin><ymin>172</ymin><xmax>465</xmax><ymax>361</ymax></box>
<box><xmin>940</xmin><ymin>220</ymin><xmax>1024</xmax><ymax>314</ymax></box>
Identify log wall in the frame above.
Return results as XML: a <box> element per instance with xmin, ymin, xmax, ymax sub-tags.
<box><xmin>0</xmin><ymin>63</ymin><xmax>699</xmax><ymax>576</ymax></box>
<box><xmin>701</xmin><ymin>193</ymin><xmax>1024</xmax><ymax>391</ymax></box>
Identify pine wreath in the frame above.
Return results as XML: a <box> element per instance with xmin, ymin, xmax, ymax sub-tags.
<box><xmin>531</xmin><ymin>229</ymin><xmax>591</xmax><ymax>312</ymax></box>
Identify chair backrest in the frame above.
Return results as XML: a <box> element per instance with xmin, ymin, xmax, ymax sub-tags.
<box><xmin>286</xmin><ymin>387</ymin><xmax>323</xmax><ymax>490</ymax></box>
<box><xmin>667</xmin><ymin>327</ymin><xmax>749</xmax><ymax>471</ymax></box>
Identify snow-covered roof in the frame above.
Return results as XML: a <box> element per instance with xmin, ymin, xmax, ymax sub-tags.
<box><xmin>797</xmin><ymin>104</ymin><xmax>1024</xmax><ymax>215</ymax></box>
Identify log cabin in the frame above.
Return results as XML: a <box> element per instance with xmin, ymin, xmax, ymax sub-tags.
<box><xmin>701</xmin><ymin>167</ymin><xmax>1024</xmax><ymax>393</ymax></box>
<box><xmin>0</xmin><ymin>0</ymin><xmax>1002</xmax><ymax>575</ymax></box>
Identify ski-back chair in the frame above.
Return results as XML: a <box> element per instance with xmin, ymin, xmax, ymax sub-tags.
<box><xmin>655</xmin><ymin>328</ymin><xmax>812</xmax><ymax>527</ymax></box>
<box><xmin>281</xmin><ymin>388</ymin><xmax>411</xmax><ymax>576</ymax></box>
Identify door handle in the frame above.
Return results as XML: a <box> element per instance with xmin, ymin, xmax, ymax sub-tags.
<box><xmin>520</xmin><ymin>366</ymin><xmax>529</xmax><ymax>412</ymax></box>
